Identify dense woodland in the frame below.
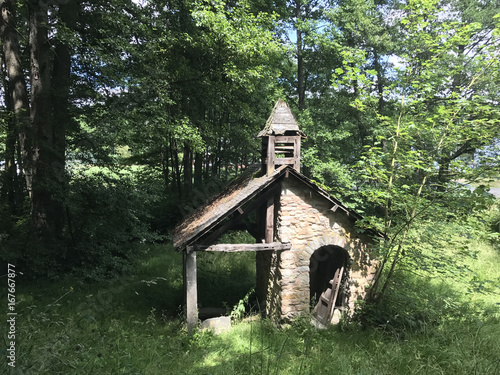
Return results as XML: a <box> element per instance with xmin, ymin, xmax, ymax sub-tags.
<box><xmin>0</xmin><ymin>1</ymin><xmax>500</xmax><ymax>373</ymax></box>
<box><xmin>0</xmin><ymin>0</ymin><xmax>499</xmax><ymax>290</ymax></box>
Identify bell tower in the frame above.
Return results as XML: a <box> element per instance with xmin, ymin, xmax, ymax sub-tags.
<box><xmin>258</xmin><ymin>99</ymin><xmax>306</xmax><ymax>176</ymax></box>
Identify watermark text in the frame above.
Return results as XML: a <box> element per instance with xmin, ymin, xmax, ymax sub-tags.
<box><xmin>7</xmin><ymin>263</ymin><xmax>17</xmax><ymax>368</ymax></box>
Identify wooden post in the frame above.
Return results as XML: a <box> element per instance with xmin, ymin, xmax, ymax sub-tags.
<box><xmin>294</xmin><ymin>136</ymin><xmax>301</xmax><ymax>173</ymax></box>
<box><xmin>266</xmin><ymin>136</ymin><xmax>275</xmax><ymax>176</ymax></box>
<box><xmin>265</xmin><ymin>196</ymin><xmax>274</xmax><ymax>243</ymax></box>
<box><xmin>185</xmin><ymin>246</ymin><xmax>198</xmax><ymax>333</ymax></box>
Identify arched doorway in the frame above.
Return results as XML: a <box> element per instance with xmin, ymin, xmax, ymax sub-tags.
<box><xmin>309</xmin><ymin>245</ymin><xmax>349</xmax><ymax>325</ymax></box>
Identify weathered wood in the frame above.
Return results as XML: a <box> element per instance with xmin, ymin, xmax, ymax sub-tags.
<box><xmin>327</xmin><ymin>266</ymin><xmax>344</xmax><ymax>323</ymax></box>
<box><xmin>275</xmin><ymin>135</ymin><xmax>301</xmax><ymax>143</ymax></box>
<box><xmin>199</xmin><ymin>184</ymin><xmax>281</xmax><ymax>246</ymax></box>
<box><xmin>312</xmin><ymin>265</ymin><xmax>344</xmax><ymax>325</ymax></box>
<box><xmin>294</xmin><ymin>136</ymin><xmax>301</xmax><ymax>172</ymax></box>
<box><xmin>266</xmin><ymin>136</ymin><xmax>275</xmax><ymax>176</ymax></box>
<box><xmin>195</xmin><ymin>242</ymin><xmax>291</xmax><ymax>252</ymax></box>
<box><xmin>275</xmin><ymin>146</ymin><xmax>295</xmax><ymax>151</ymax></box>
<box><xmin>274</xmin><ymin>157</ymin><xmax>299</xmax><ymax>165</ymax></box>
<box><xmin>185</xmin><ymin>247</ymin><xmax>198</xmax><ymax>333</ymax></box>
<box><xmin>265</xmin><ymin>196</ymin><xmax>274</xmax><ymax>243</ymax></box>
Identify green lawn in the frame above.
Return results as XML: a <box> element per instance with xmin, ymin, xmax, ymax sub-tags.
<box><xmin>458</xmin><ymin>177</ymin><xmax>500</xmax><ymax>189</ymax></box>
<box><xmin>1</xmin><ymin>241</ymin><xmax>499</xmax><ymax>375</ymax></box>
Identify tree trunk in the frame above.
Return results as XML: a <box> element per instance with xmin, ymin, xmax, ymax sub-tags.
<box><xmin>183</xmin><ymin>143</ymin><xmax>192</xmax><ymax>196</ymax></box>
<box><xmin>0</xmin><ymin>0</ymin><xmax>31</xmax><ymax>205</ymax></box>
<box><xmin>2</xmin><ymin>76</ymin><xmax>17</xmax><ymax>210</ymax></box>
<box><xmin>373</xmin><ymin>49</ymin><xmax>384</xmax><ymax>114</ymax></box>
<box><xmin>171</xmin><ymin>138</ymin><xmax>182</xmax><ymax>196</ymax></box>
<box><xmin>194</xmin><ymin>152</ymin><xmax>202</xmax><ymax>187</ymax></box>
<box><xmin>50</xmin><ymin>1</ymin><xmax>77</xmax><ymax>236</ymax></box>
<box><xmin>161</xmin><ymin>143</ymin><xmax>170</xmax><ymax>192</ymax></box>
<box><xmin>29</xmin><ymin>2</ymin><xmax>56</xmax><ymax>240</ymax></box>
<box><xmin>296</xmin><ymin>1</ymin><xmax>305</xmax><ymax>111</ymax></box>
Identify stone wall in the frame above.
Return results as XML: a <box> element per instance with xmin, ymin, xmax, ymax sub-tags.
<box><xmin>270</xmin><ymin>176</ymin><xmax>378</xmax><ymax>322</ymax></box>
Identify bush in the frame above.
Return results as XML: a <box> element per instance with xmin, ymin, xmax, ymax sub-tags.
<box><xmin>66</xmin><ymin>171</ymin><xmax>162</xmax><ymax>278</ymax></box>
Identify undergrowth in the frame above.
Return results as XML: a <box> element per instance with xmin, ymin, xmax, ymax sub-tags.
<box><xmin>1</xmin><ymin>231</ymin><xmax>499</xmax><ymax>374</ymax></box>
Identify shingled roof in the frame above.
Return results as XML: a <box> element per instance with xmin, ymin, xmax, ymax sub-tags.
<box><xmin>173</xmin><ymin>166</ymin><xmax>287</xmax><ymax>250</ymax></box>
<box><xmin>173</xmin><ymin>165</ymin><xmax>361</xmax><ymax>251</ymax></box>
<box><xmin>257</xmin><ymin>99</ymin><xmax>306</xmax><ymax>138</ymax></box>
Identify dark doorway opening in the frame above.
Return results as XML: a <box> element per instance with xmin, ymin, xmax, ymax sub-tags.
<box><xmin>310</xmin><ymin>245</ymin><xmax>349</xmax><ymax>325</ymax></box>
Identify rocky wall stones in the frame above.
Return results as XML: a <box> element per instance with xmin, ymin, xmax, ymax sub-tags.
<box><xmin>275</xmin><ymin>177</ymin><xmax>377</xmax><ymax>322</ymax></box>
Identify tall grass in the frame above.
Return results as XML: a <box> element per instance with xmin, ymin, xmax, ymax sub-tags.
<box><xmin>1</xmin><ymin>234</ymin><xmax>499</xmax><ymax>374</ymax></box>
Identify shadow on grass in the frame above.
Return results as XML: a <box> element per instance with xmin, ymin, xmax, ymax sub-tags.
<box><xmin>197</xmin><ymin>251</ymin><xmax>256</xmax><ymax>310</ymax></box>
<box><xmin>95</xmin><ymin>244</ymin><xmax>257</xmax><ymax>321</ymax></box>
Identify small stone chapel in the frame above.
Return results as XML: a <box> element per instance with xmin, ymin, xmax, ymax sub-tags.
<box><xmin>173</xmin><ymin>99</ymin><xmax>378</xmax><ymax>331</ymax></box>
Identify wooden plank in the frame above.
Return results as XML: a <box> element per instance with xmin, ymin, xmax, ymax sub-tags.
<box><xmin>185</xmin><ymin>247</ymin><xmax>198</xmax><ymax>333</ymax></box>
<box><xmin>312</xmin><ymin>265</ymin><xmax>345</xmax><ymax>325</ymax></box>
<box><xmin>266</xmin><ymin>136</ymin><xmax>275</xmax><ymax>176</ymax></box>
<box><xmin>274</xmin><ymin>157</ymin><xmax>298</xmax><ymax>165</ymax></box>
<box><xmin>265</xmin><ymin>196</ymin><xmax>274</xmax><ymax>243</ymax></box>
<box><xmin>275</xmin><ymin>135</ymin><xmax>299</xmax><ymax>143</ymax></box>
<box><xmin>261</xmin><ymin>138</ymin><xmax>268</xmax><ymax>174</ymax></box>
<box><xmin>294</xmin><ymin>136</ymin><xmax>301</xmax><ymax>172</ymax></box>
<box><xmin>327</xmin><ymin>266</ymin><xmax>344</xmax><ymax>323</ymax></box>
<box><xmin>199</xmin><ymin>184</ymin><xmax>281</xmax><ymax>246</ymax></box>
<box><xmin>195</xmin><ymin>242</ymin><xmax>291</xmax><ymax>252</ymax></box>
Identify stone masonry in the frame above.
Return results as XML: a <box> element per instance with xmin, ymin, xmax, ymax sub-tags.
<box><xmin>260</xmin><ymin>176</ymin><xmax>378</xmax><ymax>323</ymax></box>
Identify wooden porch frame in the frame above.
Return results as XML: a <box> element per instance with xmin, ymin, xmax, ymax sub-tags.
<box><xmin>184</xmin><ymin>190</ymin><xmax>287</xmax><ymax>333</ymax></box>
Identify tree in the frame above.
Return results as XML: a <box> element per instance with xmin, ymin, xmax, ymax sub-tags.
<box><xmin>106</xmin><ymin>0</ymin><xmax>284</xmax><ymax>196</ymax></box>
<box><xmin>0</xmin><ymin>0</ymin><xmax>78</xmax><ymax>244</ymax></box>
<box><xmin>333</xmin><ymin>0</ymin><xmax>500</xmax><ymax>301</ymax></box>
<box><xmin>289</xmin><ymin>0</ymin><xmax>396</xmax><ymax>197</ymax></box>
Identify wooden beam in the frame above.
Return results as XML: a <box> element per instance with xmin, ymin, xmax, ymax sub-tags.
<box><xmin>274</xmin><ymin>157</ymin><xmax>298</xmax><ymax>165</ymax></box>
<box><xmin>266</xmin><ymin>136</ymin><xmax>275</xmax><ymax>176</ymax></box>
<box><xmin>275</xmin><ymin>135</ymin><xmax>300</xmax><ymax>143</ymax></box>
<box><xmin>294</xmin><ymin>136</ymin><xmax>301</xmax><ymax>172</ymax></box>
<box><xmin>265</xmin><ymin>196</ymin><xmax>274</xmax><ymax>243</ymax></box>
<box><xmin>185</xmin><ymin>246</ymin><xmax>198</xmax><ymax>333</ymax></box>
<box><xmin>195</xmin><ymin>242</ymin><xmax>291</xmax><ymax>252</ymax></box>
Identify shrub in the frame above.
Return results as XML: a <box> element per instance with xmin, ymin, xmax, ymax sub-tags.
<box><xmin>66</xmin><ymin>171</ymin><xmax>162</xmax><ymax>278</ymax></box>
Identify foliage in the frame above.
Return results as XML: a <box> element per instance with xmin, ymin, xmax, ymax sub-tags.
<box><xmin>196</xmin><ymin>230</ymin><xmax>257</xmax><ymax>310</ymax></box>
<box><xmin>331</xmin><ymin>0</ymin><xmax>500</xmax><ymax>301</ymax></box>
<box><xmin>66</xmin><ymin>170</ymin><xmax>164</xmax><ymax>278</ymax></box>
<box><xmin>0</xmin><ymin>0</ymin><xmax>286</xmax><ymax>276</ymax></box>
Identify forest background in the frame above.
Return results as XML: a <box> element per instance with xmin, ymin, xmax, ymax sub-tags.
<box><xmin>1</xmin><ymin>0</ymin><xmax>499</xmax><ymax>278</ymax></box>
<box><xmin>0</xmin><ymin>0</ymin><xmax>500</xmax><ymax>373</ymax></box>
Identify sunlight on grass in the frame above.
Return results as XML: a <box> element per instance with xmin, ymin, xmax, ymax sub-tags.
<box><xmin>2</xmin><ymin>234</ymin><xmax>499</xmax><ymax>374</ymax></box>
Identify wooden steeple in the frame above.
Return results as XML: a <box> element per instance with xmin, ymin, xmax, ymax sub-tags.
<box><xmin>258</xmin><ymin>99</ymin><xmax>306</xmax><ymax>176</ymax></box>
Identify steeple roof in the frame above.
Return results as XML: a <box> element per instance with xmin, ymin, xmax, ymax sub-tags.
<box><xmin>257</xmin><ymin>99</ymin><xmax>306</xmax><ymax>138</ymax></box>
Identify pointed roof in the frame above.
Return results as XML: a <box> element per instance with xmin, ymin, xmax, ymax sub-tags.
<box><xmin>173</xmin><ymin>166</ymin><xmax>287</xmax><ymax>250</ymax></box>
<box><xmin>257</xmin><ymin>99</ymin><xmax>306</xmax><ymax>138</ymax></box>
<box><xmin>173</xmin><ymin>165</ymin><xmax>361</xmax><ymax>251</ymax></box>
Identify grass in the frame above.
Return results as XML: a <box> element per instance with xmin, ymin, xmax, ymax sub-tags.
<box><xmin>457</xmin><ymin>177</ymin><xmax>500</xmax><ymax>189</ymax></box>
<box><xmin>1</xmin><ymin>237</ymin><xmax>499</xmax><ymax>374</ymax></box>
